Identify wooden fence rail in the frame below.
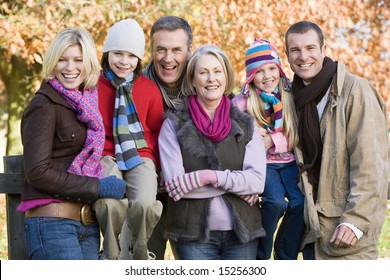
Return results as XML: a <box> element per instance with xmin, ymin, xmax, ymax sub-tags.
<box><xmin>0</xmin><ymin>155</ymin><xmax>389</xmax><ymax>259</ymax></box>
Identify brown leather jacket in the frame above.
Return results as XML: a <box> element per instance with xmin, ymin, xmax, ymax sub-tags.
<box><xmin>20</xmin><ymin>82</ymin><xmax>100</xmax><ymax>203</ymax></box>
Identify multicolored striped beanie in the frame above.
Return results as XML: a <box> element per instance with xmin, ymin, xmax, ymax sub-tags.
<box><xmin>243</xmin><ymin>39</ymin><xmax>286</xmax><ymax>95</ymax></box>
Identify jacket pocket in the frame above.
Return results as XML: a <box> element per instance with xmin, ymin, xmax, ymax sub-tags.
<box><xmin>316</xmin><ymin>199</ymin><xmax>346</xmax><ymax>217</ymax></box>
<box><xmin>57</xmin><ymin>123</ymin><xmax>84</xmax><ymax>142</ymax></box>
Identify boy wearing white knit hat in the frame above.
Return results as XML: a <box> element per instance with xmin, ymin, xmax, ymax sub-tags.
<box><xmin>94</xmin><ymin>19</ymin><xmax>164</xmax><ymax>260</ymax></box>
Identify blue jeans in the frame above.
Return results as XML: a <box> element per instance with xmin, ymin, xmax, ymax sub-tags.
<box><xmin>23</xmin><ymin>217</ymin><xmax>100</xmax><ymax>260</ymax></box>
<box><xmin>173</xmin><ymin>230</ymin><xmax>258</xmax><ymax>260</ymax></box>
<box><xmin>257</xmin><ymin>162</ymin><xmax>304</xmax><ymax>260</ymax></box>
<box><xmin>301</xmin><ymin>242</ymin><xmax>315</xmax><ymax>260</ymax></box>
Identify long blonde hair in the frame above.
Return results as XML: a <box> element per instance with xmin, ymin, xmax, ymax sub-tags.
<box><xmin>246</xmin><ymin>80</ymin><xmax>298</xmax><ymax>149</ymax></box>
<box><xmin>42</xmin><ymin>27</ymin><xmax>100</xmax><ymax>89</ymax></box>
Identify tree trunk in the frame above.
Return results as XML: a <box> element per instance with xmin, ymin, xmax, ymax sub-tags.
<box><xmin>0</xmin><ymin>55</ymin><xmax>41</xmax><ymax>156</ymax></box>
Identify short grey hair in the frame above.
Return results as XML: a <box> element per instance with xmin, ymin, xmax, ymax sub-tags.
<box><xmin>182</xmin><ymin>45</ymin><xmax>235</xmax><ymax>97</ymax></box>
<box><xmin>150</xmin><ymin>16</ymin><xmax>193</xmax><ymax>51</ymax></box>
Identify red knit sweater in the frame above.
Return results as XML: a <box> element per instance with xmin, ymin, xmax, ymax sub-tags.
<box><xmin>98</xmin><ymin>74</ymin><xmax>164</xmax><ymax>170</ymax></box>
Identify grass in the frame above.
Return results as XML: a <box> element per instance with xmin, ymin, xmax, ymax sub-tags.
<box><xmin>378</xmin><ymin>203</ymin><xmax>390</xmax><ymax>258</ymax></box>
<box><xmin>0</xmin><ymin>194</ymin><xmax>389</xmax><ymax>260</ymax></box>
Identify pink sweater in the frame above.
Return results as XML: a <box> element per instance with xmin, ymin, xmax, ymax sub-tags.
<box><xmin>158</xmin><ymin>118</ymin><xmax>266</xmax><ymax>231</ymax></box>
<box><xmin>232</xmin><ymin>94</ymin><xmax>295</xmax><ymax>164</ymax></box>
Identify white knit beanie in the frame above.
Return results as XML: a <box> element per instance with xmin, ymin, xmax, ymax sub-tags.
<box><xmin>102</xmin><ymin>19</ymin><xmax>145</xmax><ymax>59</ymax></box>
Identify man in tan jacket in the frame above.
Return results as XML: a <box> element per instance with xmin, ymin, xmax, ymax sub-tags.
<box><xmin>285</xmin><ymin>20</ymin><xmax>389</xmax><ymax>259</ymax></box>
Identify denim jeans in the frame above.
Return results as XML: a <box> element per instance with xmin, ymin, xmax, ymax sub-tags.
<box><xmin>257</xmin><ymin>162</ymin><xmax>304</xmax><ymax>260</ymax></box>
<box><xmin>173</xmin><ymin>230</ymin><xmax>258</xmax><ymax>260</ymax></box>
<box><xmin>301</xmin><ymin>242</ymin><xmax>315</xmax><ymax>259</ymax></box>
<box><xmin>23</xmin><ymin>217</ymin><xmax>100</xmax><ymax>260</ymax></box>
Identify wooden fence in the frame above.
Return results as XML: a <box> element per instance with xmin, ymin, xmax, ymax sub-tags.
<box><xmin>0</xmin><ymin>155</ymin><xmax>389</xmax><ymax>259</ymax></box>
<box><xmin>0</xmin><ymin>155</ymin><xmax>27</xmax><ymax>259</ymax></box>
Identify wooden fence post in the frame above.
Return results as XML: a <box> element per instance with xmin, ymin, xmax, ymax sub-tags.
<box><xmin>3</xmin><ymin>155</ymin><xmax>27</xmax><ymax>259</ymax></box>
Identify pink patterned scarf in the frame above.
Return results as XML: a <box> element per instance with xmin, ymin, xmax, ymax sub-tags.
<box><xmin>188</xmin><ymin>95</ymin><xmax>231</xmax><ymax>142</ymax></box>
<box><xmin>49</xmin><ymin>78</ymin><xmax>104</xmax><ymax>178</ymax></box>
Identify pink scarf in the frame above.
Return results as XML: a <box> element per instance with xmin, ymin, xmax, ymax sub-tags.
<box><xmin>49</xmin><ymin>78</ymin><xmax>104</xmax><ymax>178</ymax></box>
<box><xmin>188</xmin><ymin>95</ymin><xmax>231</xmax><ymax>142</ymax></box>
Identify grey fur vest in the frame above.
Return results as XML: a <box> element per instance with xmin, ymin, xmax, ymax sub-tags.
<box><xmin>165</xmin><ymin>97</ymin><xmax>265</xmax><ymax>243</ymax></box>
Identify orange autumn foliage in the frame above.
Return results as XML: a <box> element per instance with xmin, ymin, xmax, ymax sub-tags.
<box><xmin>1</xmin><ymin>0</ymin><xmax>389</xmax><ymax>137</ymax></box>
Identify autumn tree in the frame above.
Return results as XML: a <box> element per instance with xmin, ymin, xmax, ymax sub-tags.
<box><xmin>1</xmin><ymin>0</ymin><xmax>388</xmax><ymax>154</ymax></box>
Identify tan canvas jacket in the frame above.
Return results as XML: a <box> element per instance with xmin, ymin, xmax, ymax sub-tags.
<box><xmin>295</xmin><ymin>62</ymin><xmax>389</xmax><ymax>259</ymax></box>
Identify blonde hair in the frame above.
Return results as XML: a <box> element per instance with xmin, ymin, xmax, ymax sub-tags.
<box><xmin>246</xmin><ymin>80</ymin><xmax>298</xmax><ymax>149</ymax></box>
<box><xmin>42</xmin><ymin>27</ymin><xmax>101</xmax><ymax>89</ymax></box>
<box><xmin>182</xmin><ymin>45</ymin><xmax>235</xmax><ymax>96</ymax></box>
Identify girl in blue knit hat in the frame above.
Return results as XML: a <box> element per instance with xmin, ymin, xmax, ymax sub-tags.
<box><xmin>233</xmin><ymin>38</ymin><xmax>304</xmax><ymax>260</ymax></box>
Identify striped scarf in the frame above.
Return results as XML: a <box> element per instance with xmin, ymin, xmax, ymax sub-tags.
<box><xmin>49</xmin><ymin>78</ymin><xmax>104</xmax><ymax>178</ymax></box>
<box><xmin>105</xmin><ymin>70</ymin><xmax>147</xmax><ymax>171</ymax></box>
<box><xmin>257</xmin><ymin>87</ymin><xmax>283</xmax><ymax>132</ymax></box>
<box><xmin>144</xmin><ymin>61</ymin><xmax>183</xmax><ymax>111</ymax></box>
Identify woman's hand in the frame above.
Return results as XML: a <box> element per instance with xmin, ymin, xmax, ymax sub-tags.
<box><xmin>239</xmin><ymin>194</ymin><xmax>259</xmax><ymax>206</ymax></box>
<box><xmin>165</xmin><ymin>170</ymin><xmax>218</xmax><ymax>201</ymax></box>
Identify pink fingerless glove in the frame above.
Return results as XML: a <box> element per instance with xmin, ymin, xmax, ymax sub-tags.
<box><xmin>166</xmin><ymin>170</ymin><xmax>218</xmax><ymax>201</ymax></box>
<box><xmin>239</xmin><ymin>194</ymin><xmax>259</xmax><ymax>206</ymax></box>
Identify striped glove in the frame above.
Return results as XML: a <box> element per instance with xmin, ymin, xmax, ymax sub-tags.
<box><xmin>166</xmin><ymin>170</ymin><xmax>218</xmax><ymax>201</ymax></box>
<box><xmin>239</xmin><ymin>194</ymin><xmax>259</xmax><ymax>206</ymax></box>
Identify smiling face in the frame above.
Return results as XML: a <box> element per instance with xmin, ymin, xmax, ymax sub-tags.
<box><xmin>253</xmin><ymin>63</ymin><xmax>280</xmax><ymax>93</ymax></box>
<box><xmin>286</xmin><ymin>29</ymin><xmax>326</xmax><ymax>83</ymax></box>
<box><xmin>108</xmin><ymin>50</ymin><xmax>138</xmax><ymax>78</ymax></box>
<box><xmin>54</xmin><ymin>45</ymin><xmax>86</xmax><ymax>89</ymax></box>
<box><xmin>193</xmin><ymin>53</ymin><xmax>226</xmax><ymax>109</ymax></box>
<box><xmin>151</xmin><ymin>29</ymin><xmax>191</xmax><ymax>87</ymax></box>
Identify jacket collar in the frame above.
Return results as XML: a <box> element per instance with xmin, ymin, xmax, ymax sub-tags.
<box><xmin>331</xmin><ymin>61</ymin><xmax>346</xmax><ymax>98</ymax></box>
<box><xmin>36</xmin><ymin>81</ymin><xmax>73</xmax><ymax>110</ymax></box>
